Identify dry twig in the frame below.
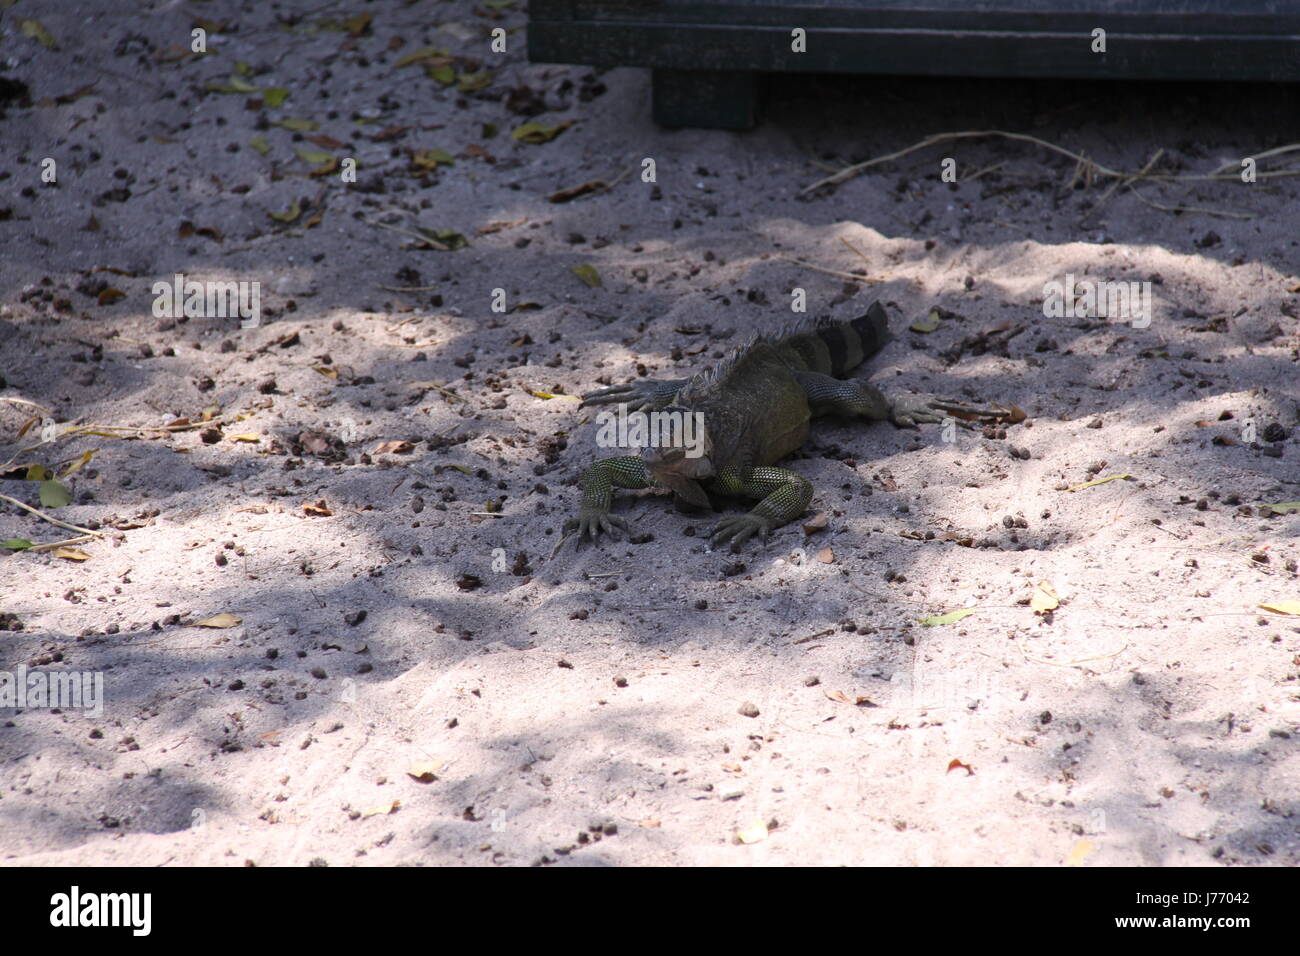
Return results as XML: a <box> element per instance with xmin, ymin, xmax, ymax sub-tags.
<box><xmin>804</xmin><ymin>129</ymin><xmax>1300</xmax><ymax>194</ymax></box>
<box><xmin>0</xmin><ymin>492</ymin><xmax>104</xmax><ymax>537</ymax></box>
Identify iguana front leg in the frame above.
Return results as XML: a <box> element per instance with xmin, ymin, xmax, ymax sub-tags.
<box><xmin>580</xmin><ymin>378</ymin><xmax>688</xmax><ymax>412</ymax></box>
<box><xmin>709</xmin><ymin>465</ymin><xmax>813</xmax><ymax>551</ymax></box>
<box><xmin>792</xmin><ymin>371</ymin><xmax>1005</xmax><ymax>429</ymax></box>
<box><xmin>564</xmin><ymin>456</ymin><xmax>653</xmax><ymax>542</ymax></box>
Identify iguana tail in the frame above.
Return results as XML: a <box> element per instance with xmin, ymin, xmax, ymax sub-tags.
<box><xmin>763</xmin><ymin>300</ymin><xmax>891</xmax><ymax>376</ymax></box>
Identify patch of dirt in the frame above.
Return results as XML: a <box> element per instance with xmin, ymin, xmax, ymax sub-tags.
<box><xmin>1</xmin><ymin>1</ymin><xmax>1298</xmax><ymax>866</ymax></box>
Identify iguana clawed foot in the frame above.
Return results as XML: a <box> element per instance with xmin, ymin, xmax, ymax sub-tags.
<box><xmin>710</xmin><ymin>513</ymin><xmax>771</xmax><ymax>551</ymax></box>
<box><xmin>580</xmin><ymin>379</ymin><xmax>684</xmax><ymax>412</ymax></box>
<box><xmin>888</xmin><ymin>394</ymin><xmax>1009</xmax><ymax>429</ymax></box>
<box><xmin>564</xmin><ymin>509</ymin><xmax>630</xmax><ymax>544</ymax></box>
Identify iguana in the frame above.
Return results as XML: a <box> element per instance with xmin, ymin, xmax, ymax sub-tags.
<box><xmin>566</xmin><ymin>301</ymin><xmax>1008</xmax><ymax>550</ymax></box>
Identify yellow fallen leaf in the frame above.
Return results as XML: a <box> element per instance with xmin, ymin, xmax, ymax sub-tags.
<box><xmin>1259</xmin><ymin>600</ymin><xmax>1300</xmax><ymax>616</ymax></box>
<box><xmin>815</xmin><ymin>546</ymin><xmax>835</xmax><ymax>564</ymax></box>
<box><xmin>571</xmin><ymin>264</ymin><xmax>601</xmax><ymax>288</ymax></box>
<box><xmin>1031</xmin><ymin>580</ymin><xmax>1059</xmax><ymax>615</ymax></box>
<box><xmin>58</xmin><ymin>449</ymin><xmax>97</xmax><ymax>479</ymax></box>
<box><xmin>295</xmin><ymin>148</ymin><xmax>334</xmax><ymax>166</ymax></box>
<box><xmin>909</xmin><ymin>309</ymin><xmax>941</xmax><ymax>333</ymax></box>
<box><xmin>411</xmin><ymin>148</ymin><xmax>456</xmax><ymax>170</ymax></box>
<box><xmin>1259</xmin><ymin>502</ymin><xmax>1300</xmax><ymax>515</ymax></box>
<box><xmin>395</xmin><ymin>46</ymin><xmax>450</xmax><ymax>68</ymax></box>
<box><xmin>343</xmin><ymin>12</ymin><xmax>373</xmax><ymax>36</ymax></box>
<box><xmin>919</xmin><ymin>608</ymin><xmax>976</xmax><ymax>626</ymax></box>
<box><xmin>361</xmin><ymin>800</ymin><xmax>401</xmax><ymax>818</ymax></box>
<box><xmin>735</xmin><ymin>819</ymin><xmax>769</xmax><ymax>844</ymax></box>
<box><xmin>512</xmin><ymin>120</ymin><xmax>574</xmax><ymax>144</ymax></box>
<box><xmin>406</xmin><ymin>760</ymin><xmax>444</xmax><ymax>783</ymax></box>
<box><xmin>529</xmin><ymin>390</ymin><xmax>579</xmax><ymax>401</ymax></box>
<box><xmin>308</xmin><ymin>160</ymin><xmax>337</xmax><ymax>178</ymax></box>
<box><xmin>19</xmin><ymin>18</ymin><xmax>57</xmax><ymax>49</ymax></box>
<box><xmin>194</xmin><ymin>612</ymin><xmax>241</xmax><ymax>628</ymax></box>
<box><xmin>228</xmin><ymin>433</ymin><xmax>261</xmax><ymax>443</ymax></box>
<box><xmin>53</xmin><ymin>547</ymin><xmax>92</xmax><ymax>561</ymax></box>
<box><xmin>206</xmin><ymin>76</ymin><xmax>258</xmax><ymax>95</ymax></box>
<box><xmin>1065</xmin><ymin>838</ymin><xmax>1094</xmax><ymax>867</ymax></box>
<box><xmin>1067</xmin><ymin>474</ymin><xmax>1131</xmax><ymax>492</ymax></box>
<box><xmin>457</xmin><ymin>71</ymin><xmax>493</xmax><ymax>93</ymax></box>
<box><xmin>272</xmin><ymin>117</ymin><xmax>318</xmax><ymax>132</ymax></box>
<box><xmin>268</xmin><ymin>200</ymin><xmax>302</xmax><ymax>223</ymax></box>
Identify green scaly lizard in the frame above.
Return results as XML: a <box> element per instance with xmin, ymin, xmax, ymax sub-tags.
<box><xmin>566</xmin><ymin>302</ymin><xmax>1012</xmax><ymax>551</ymax></box>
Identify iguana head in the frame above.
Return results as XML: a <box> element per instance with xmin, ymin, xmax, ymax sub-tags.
<box><xmin>641</xmin><ymin>411</ymin><xmax>714</xmax><ymax>510</ymax></box>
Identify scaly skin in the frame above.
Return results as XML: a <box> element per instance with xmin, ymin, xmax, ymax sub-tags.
<box><xmin>566</xmin><ymin>303</ymin><xmax>1014</xmax><ymax>551</ymax></box>
<box><xmin>565</xmin><ymin>458</ymin><xmax>814</xmax><ymax>549</ymax></box>
<box><xmin>580</xmin><ymin>379</ymin><xmax>687</xmax><ymax>412</ymax></box>
<box><xmin>564</xmin><ymin>455</ymin><xmax>652</xmax><ymax>541</ymax></box>
<box><xmin>708</xmin><ymin>465</ymin><xmax>813</xmax><ymax>549</ymax></box>
<box><xmin>794</xmin><ymin>370</ymin><xmax>993</xmax><ymax>428</ymax></box>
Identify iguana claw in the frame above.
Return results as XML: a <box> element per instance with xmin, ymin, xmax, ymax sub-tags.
<box><xmin>710</xmin><ymin>513</ymin><xmax>771</xmax><ymax>552</ymax></box>
<box><xmin>889</xmin><ymin>394</ymin><xmax>1009</xmax><ymax>429</ymax></box>
<box><xmin>564</xmin><ymin>510</ymin><xmax>630</xmax><ymax>544</ymax></box>
<box><xmin>580</xmin><ymin>379</ymin><xmax>684</xmax><ymax>412</ymax></box>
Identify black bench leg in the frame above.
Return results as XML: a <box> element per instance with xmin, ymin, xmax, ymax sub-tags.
<box><xmin>652</xmin><ymin>69</ymin><xmax>758</xmax><ymax>130</ymax></box>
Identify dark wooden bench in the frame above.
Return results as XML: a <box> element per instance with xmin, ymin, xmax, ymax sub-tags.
<box><xmin>528</xmin><ymin>0</ymin><xmax>1300</xmax><ymax>128</ymax></box>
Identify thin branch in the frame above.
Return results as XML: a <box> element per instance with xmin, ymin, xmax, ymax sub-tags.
<box><xmin>26</xmin><ymin>534</ymin><xmax>99</xmax><ymax>553</ymax></box>
<box><xmin>0</xmin><ymin>492</ymin><xmax>104</xmax><ymax>537</ymax></box>
<box><xmin>363</xmin><ymin>219</ymin><xmax>449</xmax><ymax>251</ymax></box>
<box><xmin>838</xmin><ymin>236</ymin><xmax>873</xmax><ymax>270</ymax></box>
<box><xmin>1126</xmin><ymin>186</ymin><xmax>1254</xmax><ymax>220</ymax></box>
<box><xmin>804</xmin><ymin>130</ymin><xmax>1130</xmax><ymax>193</ymax></box>
<box><xmin>778</xmin><ymin>256</ymin><xmax>882</xmax><ymax>284</ymax></box>
<box><xmin>1091</xmin><ymin>148</ymin><xmax>1163</xmax><ymax>212</ymax></box>
<box><xmin>804</xmin><ymin>129</ymin><xmax>1300</xmax><ymax>193</ymax></box>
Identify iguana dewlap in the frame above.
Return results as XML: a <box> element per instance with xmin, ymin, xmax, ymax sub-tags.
<box><xmin>567</xmin><ymin>301</ymin><xmax>1004</xmax><ymax>551</ymax></box>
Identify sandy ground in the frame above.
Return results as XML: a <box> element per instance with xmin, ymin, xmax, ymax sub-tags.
<box><xmin>1</xmin><ymin>0</ymin><xmax>1298</xmax><ymax>867</ymax></box>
